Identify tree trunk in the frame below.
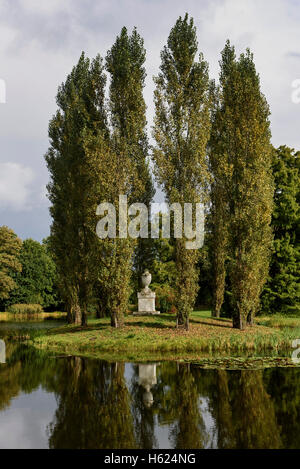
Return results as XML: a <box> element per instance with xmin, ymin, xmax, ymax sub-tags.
<box><xmin>212</xmin><ymin>308</ymin><xmax>221</xmax><ymax>318</ymax></box>
<box><xmin>212</xmin><ymin>273</ymin><xmax>225</xmax><ymax>318</ymax></box>
<box><xmin>176</xmin><ymin>312</ymin><xmax>185</xmax><ymax>328</ymax></box>
<box><xmin>212</xmin><ymin>213</ymin><xmax>227</xmax><ymax>319</ymax></box>
<box><xmin>81</xmin><ymin>308</ymin><xmax>87</xmax><ymax>327</ymax></box>
<box><xmin>111</xmin><ymin>311</ymin><xmax>124</xmax><ymax>328</ymax></box>
<box><xmin>96</xmin><ymin>298</ymin><xmax>109</xmax><ymax>318</ymax></box>
<box><xmin>185</xmin><ymin>316</ymin><xmax>189</xmax><ymax>331</ymax></box>
<box><xmin>74</xmin><ymin>304</ymin><xmax>82</xmax><ymax>325</ymax></box>
<box><xmin>247</xmin><ymin>312</ymin><xmax>253</xmax><ymax>326</ymax></box>
<box><xmin>66</xmin><ymin>303</ymin><xmax>74</xmax><ymax>324</ymax></box>
<box><xmin>111</xmin><ymin>314</ymin><xmax>118</xmax><ymax>328</ymax></box>
<box><xmin>176</xmin><ymin>313</ymin><xmax>189</xmax><ymax>331</ymax></box>
<box><xmin>232</xmin><ymin>313</ymin><xmax>245</xmax><ymax>330</ymax></box>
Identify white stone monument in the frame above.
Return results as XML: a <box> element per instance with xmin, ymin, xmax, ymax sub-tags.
<box><xmin>133</xmin><ymin>270</ymin><xmax>160</xmax><ymax>316</ymax></box>
<box><xmin>138</xmin><ymin>363</ymin><xmax>157</xmax><ymax>407</ymax></box>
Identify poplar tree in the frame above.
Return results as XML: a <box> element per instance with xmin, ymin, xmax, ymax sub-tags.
<box><xmin>210</xmin><ymin>41</ymin><xmax>273</xmax><ymax>329</ymax></box>
<box><xmin>45</xmin><ymin>53</ymin><xmax>108</xmax><ymax>325</ymax></box>
<box><xmin>84</xmin><ymin>132</ymin><xmax>137</xmax><ymax>328</ymax></box>
<box><xmin>94</xmin><ymin>26</ymin><xmax>154</xmax><ymax>327</ymax></box>
<box><xmin>209</xmin><ymin>45</ymin><xmax>237</xmax><ymax>318</ymax></box>
<box><xmin>153</xmin><ymin>14</ymin><xmax>211</xmax><ymax>330</ymax></box>
<box><xmin>106</xmin><ymin>26</ymin><xmax>153</xmax><ymax>204</ymax></box>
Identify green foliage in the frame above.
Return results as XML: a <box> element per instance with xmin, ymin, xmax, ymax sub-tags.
<box><xmin>209</xmin><ymin>41</ymin><xmax>273</xmax><ymax>328</ymax></box>
<box><xmin>42</xmin><ymin>22</ymin><xmax>297</xmax><ymax>329</ymax></box>
<box><xmin>46</xmin><ymin>52</ymin><xmax>108</xmax><ymax>325</ymax></box>
<box><xmin>7</xmin><ymin>303</ymin><xmax>43</xmax><ymax>314</ymax></box>
<box><xmin>105</xmin><ymin>26</ymin><xmax>154</xmax><ymax>204</ymax></box>
<box><xmin>261</xmin><ymin>146</ymin><xmax>300</xmax><ymax>313</ymax></box>
<box><xmin>8</xmin><ymin>238</ymin><xmax>58</xmax><ymax>308</ymax></box>
<box><xmin>93</xmin><ymin>26</ymin><xmax>154</xmax><ymax>327</ymax></box>
<box><xmin>196</xmin><ymin>235</ymin><xmax>213</xmax><ymax>307</ymax></box>
<box><xmin>148</xmin><ymin>217</ymin><xmax>176</xmax><ymax>288</ymax></box>
<box><xmin>152</xmin><ymin>14</ymin><xmax>211</xmax><ymax>329</ymax></box>
<box><xmin>154</xmin><ymin>284</ymin><xmax>177</xmax><ymax>314</ymax></box>
<box><xmin>0</xmin><ymin>226</ymin><xmax>22</xmax><ymax>303</ymax></box>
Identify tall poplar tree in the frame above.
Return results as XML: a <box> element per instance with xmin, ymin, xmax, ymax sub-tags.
<box><xmin>209</xmin><ymin>45</ymin><xmax>237</xmax><ymax>318</ymax></box>
<box><xmin>95</xmin><ymin>26</ymin><xmax>154</xmax><ymax>327</ymax></box>
<box><xmin>210</xmin><ymin>41</ymin><xmax>273</xmax><ymax>329</ymax></box>
<box><xmin>106</xmin><ymin>26</ymin><xmax>153</xmax><ymax>204</ymax></box>
<box><xmin>152</xmin><ymin>14</ymin><xmax>211</xmax><ymax>330</ymax></box>
<box><xmin>45</xmin><ymin>53</ymin><xmax>108</xmax><ymax>325</ymax></box>
<box><xmin>84</xmin><ymin>131</ymin><xmax>137</xmax><ymax>328</ymax></box>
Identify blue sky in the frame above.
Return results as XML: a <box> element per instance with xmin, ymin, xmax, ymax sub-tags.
<box><xmin>0</xmin><ymin>0</ymin><xmax>299</xmax><ymax>241</ymax></box>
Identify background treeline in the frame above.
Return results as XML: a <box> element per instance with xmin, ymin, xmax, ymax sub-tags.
<box><xmin>0</xmin><ymin>15</ymin><xmax>299</xmax><ymax>328</ymax></box>
<box><xmin>0</xmin><ymin>232</ymin><xmax>61</xmax><ymax>312</ymax></box>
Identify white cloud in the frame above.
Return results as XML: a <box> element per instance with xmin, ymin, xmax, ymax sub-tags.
<box><xmin>0</xmin><ymin>162</ymin><xmax>35</xmax><ymax>211</ymax></box>
<box><xmin>0</xmin><ymin>0</ymin><xmax>299</xmax><ymax>238</ymax></box>
<box><xmin>18</xmin><ymin>0</ymin><xmax>71</xmax><ymax>15</ymax></box>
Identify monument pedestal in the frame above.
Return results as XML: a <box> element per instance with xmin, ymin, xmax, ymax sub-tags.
<box><xmin>133</xmin><ymin>290</ymin><xmax>160</xmax><ymax>316</ymax></box>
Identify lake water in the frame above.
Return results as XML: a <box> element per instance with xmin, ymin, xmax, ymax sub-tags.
<box><xmin>0</xmin><ymin>321</ymin><xmax>299</xmax><ymax>449</ymax></box>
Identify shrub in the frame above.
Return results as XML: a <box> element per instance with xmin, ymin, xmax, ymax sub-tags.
<box><xmin>7</xmin><ymin>304</ymin><xmax>44</xmax><ymax>314</ymax></box>
<box><xmin>154</xmin><ymin>285</ymin><xmax>177</xmax><ymax>314</ymax></box>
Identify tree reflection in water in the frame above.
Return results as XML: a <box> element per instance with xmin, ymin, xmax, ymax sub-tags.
<box><xmin>0</xmin><ymin>344</ymin><xmax>300</xmax><ymax>449</ymax></box>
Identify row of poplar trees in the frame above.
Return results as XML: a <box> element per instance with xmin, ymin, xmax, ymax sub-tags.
<box><xmin>46</xmin><ymin>14</ymin><xmax>274</xmax><ymax>330</ymax></box>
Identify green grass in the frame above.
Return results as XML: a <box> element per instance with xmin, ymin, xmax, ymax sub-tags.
<box><xmin>256</xmin><ymin>314</ymin><xmax>300</xmax><ymax>329</ymax></box>
<box><xmin>29</xmin><ymin>310</ymin><xmax>300</xmax><ymax>362</ymax></box>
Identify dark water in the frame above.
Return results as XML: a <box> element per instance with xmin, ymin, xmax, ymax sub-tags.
<box><xmin>0</xmin><ymin>322</ymin><xmax>300</xmax><ymax>449</ymax></box>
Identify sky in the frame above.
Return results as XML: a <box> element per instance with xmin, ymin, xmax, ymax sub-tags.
<box><xmin>0</xmin><ymin>0</ymin><xmax>299</xmax><ymax>241</ymax></box>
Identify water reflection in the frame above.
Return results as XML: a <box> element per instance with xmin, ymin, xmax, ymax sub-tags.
<box><xmin>0</xmin><ymin>340</ymin><xmax>5</xmax><ymax>363</ymax></box>
<box><xmin>138</xmin><ymin>364</ymin><xmax>158</xmax><ymax>408</ymax></box>
<box><xmin>0</xmin><ymin>343</ymin><xmax>300</xmax><ymax>449</ymax></box>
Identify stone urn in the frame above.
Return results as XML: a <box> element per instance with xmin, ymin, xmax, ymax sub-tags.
<box><xmin>133</xmin><ymin>270</ymin><xmax>160</xmax><ymax>316</ymax></box>
<box><xmin>141</xmin><ymin>270</ymin><xmax>152</xmax><ymax>292</ymax></box>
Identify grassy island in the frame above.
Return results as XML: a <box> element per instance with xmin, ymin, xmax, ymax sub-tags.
<box><xmin>31</xmin><ymin>311</ymin><xmax>300</xmax><ymax>364</ymax></box>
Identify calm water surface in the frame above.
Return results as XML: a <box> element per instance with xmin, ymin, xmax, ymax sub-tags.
<box><xmin>0</xmin><ymin>321</ymin><xmax>299</xmax><ymax>449</ymax></box>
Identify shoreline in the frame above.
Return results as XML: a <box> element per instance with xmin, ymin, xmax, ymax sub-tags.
<box><xmin>29</xmin><ymin>311</ymin><xmax>300</xmax><ymax>366</ymax></box>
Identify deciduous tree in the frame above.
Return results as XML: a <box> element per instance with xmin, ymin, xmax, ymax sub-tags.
<box><xmin>8</xmin><ymin>239</ymin><xmax>58</xmax><ymax>308</ymax></box>
<box><xmin>209</xmin><ymin>41</ymin><xmax>273</xmax><ymax>329</ymax></box>
<box><xmin>262</xmin><ymin>146</ymin><xmax>300</xmax><ymax>313</ymax></box>
<box><xmin>45</xmin><ymin>53</ymin><xmax>108</xmax><ymax>325</ymax></box>
<box><xmin>0</xmin><ymin>226</ymin><xmax>22</xmax><ymax>304</ymax></box>
<box><xmin>152</xmin><ymin>14</ymin><xmax>211</xmax><ymax>329</ymax></box>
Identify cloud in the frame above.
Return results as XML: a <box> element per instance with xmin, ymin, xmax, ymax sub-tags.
<box><xmin>286</xmin><ymin>52</ymin><xmax>300</xmax><ymax>59</ymax></box>
<box><xmin>0</xmin><ymin>162</ymin><xmax>35</xmax><ymax>211</ymax></box>
<box><xmin>0</xmin><ymin>0</ymin><xmax>299</xmax><ymax>240</ymax></box>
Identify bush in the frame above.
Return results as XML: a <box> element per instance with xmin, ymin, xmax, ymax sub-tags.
<box><xmin>7</xmin><ymin>304</ymin><xmax>44</xmax><ymax>314</ymax></box>
<box><xmin>154</xmin><ymin>285</ymin><xmax>177</xmax><ymax>314</ymax></box>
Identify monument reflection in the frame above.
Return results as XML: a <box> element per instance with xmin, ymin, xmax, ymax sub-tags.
<box><xmin>0</xmin><ymin>346</ymin><xmax>300</xmax><ymax>449</ymax></box>
<box><xmin>138</xmin><ymin>363</ymin><xmax>158</xmax><ymax>407</ymax></box>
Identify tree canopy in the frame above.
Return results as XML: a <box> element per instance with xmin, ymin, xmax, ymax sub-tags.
<box><xmin>0</xmin><ymin>226</ymin><xmax>22</xmax><ymax>304</ymax></box>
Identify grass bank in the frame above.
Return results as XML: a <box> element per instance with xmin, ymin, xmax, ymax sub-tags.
<box><xmin>30</xmin><ymin>311</ymin><xmax>300</xmax><ymax>362</ymax></box>
<box><xmin>0</xmin><ymin>311</ymin><xmax>67</xmax><ymax>321</ymax></box>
